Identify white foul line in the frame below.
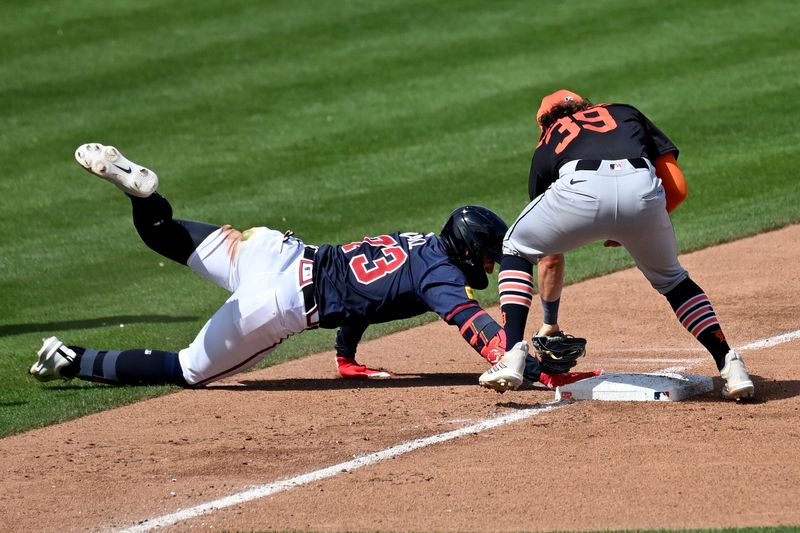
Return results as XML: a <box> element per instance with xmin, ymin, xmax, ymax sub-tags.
<box><xmin>622</xmin><ymin>358</ymin><xmax>703</xmax><ymax>364</ymax></box>
<box><xmin>117</xmin><ymin>402</ymin><xmax>565</xmax><ymax>533</ymax></box>
<box><xmin>116</xmin><ymin>328</ymin><xmax>800</xmax><ymax>532</ymax></box>
<box><xmin>653</xmin><ymin>329</ymin><xmax>800</xmax><ymax>374</ymax></box>
<box><xmin>738</xmin><ymin>330</ymin><xmax>800</xmax><ymax>350</ymax></box>
<box><xmin>606</xmin><ymin>329</ymin><xmax>800</xmax><ymax>375</ymax></box>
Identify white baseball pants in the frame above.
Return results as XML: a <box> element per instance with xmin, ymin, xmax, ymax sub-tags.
<box><xmin>178</xmin><ymin>226</ymin><xmax>311</xmax><ymax>386</ymax></box>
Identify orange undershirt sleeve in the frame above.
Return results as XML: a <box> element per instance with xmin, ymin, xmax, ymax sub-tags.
<box><xmin>655</xmin><ymin>153</ymin><xmax>688</xmax><ymax>213</ymax></box>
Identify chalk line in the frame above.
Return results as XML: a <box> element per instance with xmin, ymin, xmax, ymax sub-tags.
<box><xmin>117</xmin><ymin>402</ymin><xmax>563</xmax><ymax>532</ymax></box>
<box><xmin>116</xmin><ymin>328</ymin><xmax>799</xmax><ymax>532</ymax></box>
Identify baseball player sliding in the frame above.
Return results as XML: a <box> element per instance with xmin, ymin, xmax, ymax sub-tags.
<box><xmin>29</xmin><ymin>143</ymin><xmax>597</xmax><ymax>390</ymax></box>
<box><xmin>480</xmin><ymin>90</ymin><xmax>755</xmax><ymax>401</ymax></box>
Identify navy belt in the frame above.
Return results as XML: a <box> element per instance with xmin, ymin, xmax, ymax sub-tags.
<box><xmin>575</xmin><ymin>157</ymin><xmax>649</xmax><ymax>171</ymax></box>
<box><xmin>301</xmin><ymin>246</ymin><xmax>319</xmax><ymax>327</ymax></box>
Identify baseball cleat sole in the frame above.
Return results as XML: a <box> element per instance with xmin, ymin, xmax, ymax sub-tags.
<box><xmin>478</xmin><ymin>375</ymin><xmax>521</xmax><ymax>392</ymax></box>
<box><xmin>75</xmin><ymin>143</ymin><xmax>158</xmax><ymax>197</ymax></box>
<box><xmin>478</xmin><ymin>341</ymin><xmax>528</xmax><ymax>392</ymax></box>
<box><xmin>363</xmin><ymin>370</ymin><xmax>394</xmax><ymax>379</ymax></box>
<box><xmin>723</xmin><ymin>381</ymin><xmax>755</xmax><ymax>400</ymax></box>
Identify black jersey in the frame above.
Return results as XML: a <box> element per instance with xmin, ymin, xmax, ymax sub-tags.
<box><xmin>528</xmin><ymin>103</ymin><xmax>678</xmax><ymax>199</ymax></box>
<box><xmin>312</xmin><ymin>232</ymin><xmax>477</xmax><ymax>329</ymax></box>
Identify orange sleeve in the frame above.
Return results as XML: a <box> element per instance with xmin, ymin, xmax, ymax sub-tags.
<box><xmin>655</xmin><ymin>153</ymin><xmax>687</xmax><ymax>213</ymax></box>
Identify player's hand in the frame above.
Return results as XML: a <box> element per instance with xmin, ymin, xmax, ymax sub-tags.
<box><xmin>481</xmin><ymin>346</ymin><xmax>504</xmax><ymax>365</ymax></box>
<box><xmin>480</xmin><ymin>331</ymin><xmax>506</xmax><ymax>365</ymax></box>
<box><xmin>603</xmin><ymin>240</ymin><xmax>622</xmax><ymax>247</ymax></box>
<box><xmin>336</xmin><ymin>356</ymin><xmax>394</xmax><ymax>379</ymax></box>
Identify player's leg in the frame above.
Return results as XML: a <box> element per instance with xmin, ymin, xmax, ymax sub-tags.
<box><xmin>178</xmin><ymin>234</ymin><xmax>311</xmax><ymax>386</ymax></box>
<box><xmin>130</xmin><ymin>194</ymin><xmax>250</xmax><ymax>292</ymax></box>
<box><xmin>662</xmin><ymin>277</ymin><xmax>753</xmax><ymax>399</ymax></box>
<box><xmin>76</xmin><ymin>142</ymin><xmax>239</xmax><ymax>290</ymax></box>
<box><xmin>31</xmin><ymin>230</ymin><xmax>311</xmax><ymax>387</ymax></box>
<box><xmin>613</xmin><ymin>170</ymin><xmax>728</xmax><ymax>363</ymax></box>
<box><xmin>176</xmin><ymin>293</ymin><xmax>287</xmax><ymax>386</ymax></box>
<box><xmin>129</xmin><ymin>192</ymin><xmax>220</xmax><ymax>266</ymax></box>
<box><xmin>500</xmin><ymin>179</ymin><xmax>605</xmax><ymax>347</ymax></box>
<box><xmin>486</xmin><ymin>185</ymin><xmax>604</xmax><ymax>391</ymax></box>
<box><xmin>29</xmin><ymin>336</ymin><xmax>188</xmax><ymax>386</ymax></box>
<box><xmin>615</xmin><ymin>172</ymin><xmax>754</xmax><ymax>399</ymax></box>
<box><xmin>28</xmin><ymin>327</ymin><xmax>285</xmax><ymax>387</ymax></box>
<box><xmin>518</xmin><ymin>254</ymin><xmax>601</xmax><ymax>389</ymax></box>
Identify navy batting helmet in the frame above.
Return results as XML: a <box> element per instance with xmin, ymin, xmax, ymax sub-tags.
<box><xmin>439</xmin><ymin>205</ymin><xmax>508</xmax><ymax>290</ymax></box>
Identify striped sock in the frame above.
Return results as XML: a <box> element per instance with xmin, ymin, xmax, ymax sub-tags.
<box><xmin>665</xmin><ymin>277</ymin><xmax>730</xmax><ymax>369</ymax></box>
<box><xmin>498</xmin><ymin>255</ymin><xmax>535</xmax><ymax>346</ymax></box>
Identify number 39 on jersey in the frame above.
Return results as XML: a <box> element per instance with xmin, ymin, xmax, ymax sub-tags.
<box><xmin>539</xmin><ymin>105</ymin><xmax>618</xmax><ymax>154</ymax></box>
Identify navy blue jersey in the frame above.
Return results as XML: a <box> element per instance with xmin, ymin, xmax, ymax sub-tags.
<box><xmin>528</xmin><ymin>103</ymin><xmax>678</xmax><ymax>199</ymax></box>
<box><xmin>312</xmin><ymin>232</ymin><xmax>476</xmax><ymax>329</ymax></box>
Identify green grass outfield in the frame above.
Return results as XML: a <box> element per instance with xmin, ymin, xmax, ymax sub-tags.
<box><xmin>1</xmin><ymin>0</ymin><xmax>799</xmax><ymax>442</ymax></box>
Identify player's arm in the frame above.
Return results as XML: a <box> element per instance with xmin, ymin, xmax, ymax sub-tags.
<box><xmin>528</xmin><ymin>156</ymin><xmax>539</xmax><ymax>200</ymax></box>
<box><xmin>528</xmin><ymin>155</ymin><xmax>552</xmax><ymax>201</ymax></box>
<box><xmin>334</xmin><ymin>321</ymin><xmax>394</xmax><ymax>379</ymax></box>
<box><xmin>334</xmin><ymin>321</ymin><xmax>369</xmax><ymax>357</ymax></box>
<box><xmin>654</xmin><ymin>152</ymin><xmax>687</xmax><ymax>213</ymax></box>
<box><xmin>536</xmin><ymin>254</ymin><xmax>565</xmax><ymax>336</ymax></box>
<box><xmin>445</xmin><ymin>303</ymin><xmax>506</xmax><ymax>364</ymax></box>
<box><xmin>418</xmin><ymin>262</ymin><xmax>505</xmax><ymax>364</ymax></box>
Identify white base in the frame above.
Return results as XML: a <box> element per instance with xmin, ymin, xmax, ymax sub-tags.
<box><xmin>555</xmin><ymin>372</ymin><xmax>713</xmax><ymax>402</ymax></box>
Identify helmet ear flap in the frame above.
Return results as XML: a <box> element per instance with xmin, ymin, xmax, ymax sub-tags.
<box><xmin>440</xmin><ymin>205</ymin><xmax>508</xmax><ymax>289</ymax></box>
<box><xmin>464</xmin><ymin>263</ymin><xmax>489</xmax><ymax>290</ymax></box>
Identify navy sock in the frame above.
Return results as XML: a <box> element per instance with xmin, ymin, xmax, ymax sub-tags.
<box><xmin>66</xmin><ymin>345</ymin><xmax>189</xmax><ymax>387</ymax></box>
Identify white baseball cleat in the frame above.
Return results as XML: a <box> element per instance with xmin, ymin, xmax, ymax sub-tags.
<box><xmin>75</xmin><ymin>143</ymin><xmax>158</xmax><ymax>197</ymax></box>
<box><xmin>479</xmin><ymin>341</ymin><xmax>528</xmax><ymax>392</ymax></box>
<box><xmin>719</xmin><ymin>349</ymin><xmax>754</xmax><ymax>400</ymax></box>
<box><xmin>30</xmin><ymin>337</ymin><xmax>77</xmax><ymax>382</ymax></box>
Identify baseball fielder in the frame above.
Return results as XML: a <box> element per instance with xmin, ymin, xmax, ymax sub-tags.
<box><xmin>479</xmin><ymin>90</ymin><xmax>755</xmax><ymax>400</ymax></box>
<box><xmin>30</xmin><ymin>143</ymin><xmax>590</xmax><ymax>389</ymax></box>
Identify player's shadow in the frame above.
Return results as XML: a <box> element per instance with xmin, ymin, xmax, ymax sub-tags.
<box><xmin>0</xmin><ymin>315</ymin><xmax>199</xmax><ymax>338</ymax></box>
<box><xmin>213</xmin><ymin>373</ymin><xmax>800</xmax><ymax>402</ymax></box>
<box><xmin>211</xmin><ymin>372</ymin><xmax>480</xmax><ymax>391</ymax></box>
<box><xmin>682</xmin><ymin>374</ymin><xmax>798</xmax><ymax>404</ymax></box>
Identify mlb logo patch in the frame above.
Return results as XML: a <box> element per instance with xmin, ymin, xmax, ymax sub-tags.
<box><xmin>299</xmin><ymin>259</ymin><xmax>314</xmax><ymax>287</ymax></box>
<box><xmin>610</xmin><ymin>162</ymin><xmax>625</xmax><ymax>170</ymax></box>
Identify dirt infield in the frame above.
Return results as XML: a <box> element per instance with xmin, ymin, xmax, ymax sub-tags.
<box><xmin>2</xmin><ymin>225</ymin><xmax>799</xmax><ymax>533</ymax></box>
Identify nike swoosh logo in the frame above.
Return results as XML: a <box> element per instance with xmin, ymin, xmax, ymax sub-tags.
<box><xmin>113</xmin><ymin>163</ymin><xmax>132</xmax><ymax>174</ymax></box>
<box><xmin>569</xmin><ymin>178</ymin><xmax>586</xmax><ymax>185</ymax></box>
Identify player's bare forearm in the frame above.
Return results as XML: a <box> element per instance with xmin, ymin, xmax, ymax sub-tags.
<box><xmin>537</xmin><ymin>254</ymin><xmax>565</xmax><ymax>302</ymax></box>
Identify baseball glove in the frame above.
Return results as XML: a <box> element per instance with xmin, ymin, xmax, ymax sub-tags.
<box><xmin>531</xmin><ymin>332</ymin><xmax>587</xmax><ymax>375</ymax></box>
